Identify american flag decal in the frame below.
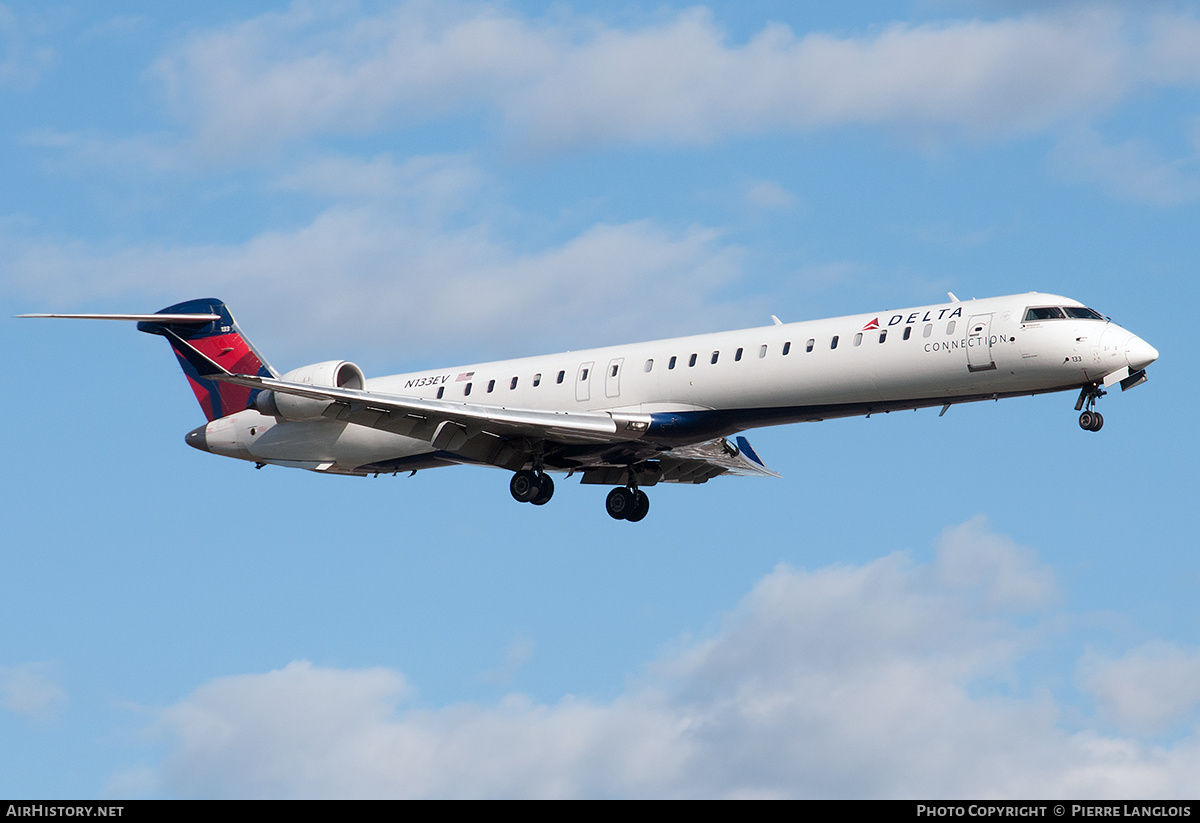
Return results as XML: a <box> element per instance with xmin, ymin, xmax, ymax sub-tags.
<box><xmin>456</xmin><ymin>372</ymin><xmax>475</xmax><ymax>382</ymax></box>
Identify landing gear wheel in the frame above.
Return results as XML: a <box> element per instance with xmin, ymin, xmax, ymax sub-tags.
<box><xmin>606</xmin><ymin>487</ymin><xmax>634</xmax><ymax>520</ymax></box>
<box><xmin>1079</xmin><ymin>411</ymin><xmax>1104</xmax><ymax>432</ymax></box>
<box><xmin>626</xmin><ymin>489</ymin><xmax>650</xmax><ymax>522</ymax></box>
<box><xmin>510</xmin><ymin>470</ymin><xmax>541</xmax><ymax>503</ymax></box>
<box><xmin>531</xmin><ymin>474</ymin><xmax>554</xmax><ymax>505</ymax></box>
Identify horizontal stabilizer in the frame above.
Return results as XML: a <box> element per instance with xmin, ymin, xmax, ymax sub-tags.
<box><xmin>21</xmin><ymin>299</ymin><xmax>276</xmax><ymax>421</ymax></box>
<box><xmin>17</xmin><ymin>312</ymin><xmax>221</xmax><ymax>323</ymax></box>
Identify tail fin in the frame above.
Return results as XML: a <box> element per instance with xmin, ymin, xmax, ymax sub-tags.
<box><xmin>138</xmin><ymin>299</ymin><xmax>277</xmax><ymax>421</ymax></box>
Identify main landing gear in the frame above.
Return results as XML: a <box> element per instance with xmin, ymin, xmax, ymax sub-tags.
<box><xmin>510</xmin><ymin>469</ymin><xmax>554</xmax><ymax>506</ymax></box>
<box><xmin>606</xmin><ymin>486</ymin><xmax>650</xmax><ymax>522</ymax></box>
<box><xmin>1075</xmin><ymin>383</ymin><xmax>1106</xmax><ymax>432</ymax></box>
<box><xmin>508</xmin><ymin>468</ymin><xmax>652</xmax><ymax>522</ymax></box>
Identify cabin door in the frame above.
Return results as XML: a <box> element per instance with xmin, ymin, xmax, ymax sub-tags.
<box><xmin>605</xmin><ymin>358</ymin><xmax>624</xmax><ymax>399</ymax></box>
<box><xmin>966</xmin><ymin>313</ymin><xmax>996</xmax><ymax>372</ymax></box>
<box><xmin>576</xmin><ymin>361</ymin><xmax>594</xmax><ymax>402</ymax></box>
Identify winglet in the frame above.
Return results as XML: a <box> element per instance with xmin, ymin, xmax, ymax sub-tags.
<box><xmin>734</xmin><ymin>436</ymin><xmax>763</xmax><ymax>467</ymax></box>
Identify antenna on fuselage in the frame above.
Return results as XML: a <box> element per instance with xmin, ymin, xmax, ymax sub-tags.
<box><xmin>947</xmin><ymin>292</ymin><xmax>959</xmax><ymax>302</ymax></box>
<box><xmin>771</xmin><ymin>315</ymin><xmax>783</xmax><ymax>325</ymax></box>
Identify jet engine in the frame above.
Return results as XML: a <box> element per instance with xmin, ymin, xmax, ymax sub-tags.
<box><xmin>254</xmin><ymin>360</ymin><xmax>365</xmax><ymax>421</ymax></box>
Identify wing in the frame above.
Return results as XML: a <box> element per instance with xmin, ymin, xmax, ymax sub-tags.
<box><xmin>249</xmin><ymin>371</ymin><xmax>645</xmax><ymax>446</ymax></box>
<box><xmin>166</xmin><ymin>329</ymin><xmax>648</xmax><ymax>449</ymax></box>
<box><xmin>169</xmin><ymin>330</ymin><xmax>778</xmax><ymax>480</ymax></box>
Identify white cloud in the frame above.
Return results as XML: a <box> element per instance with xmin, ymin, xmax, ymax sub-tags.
<box><xmin>0</xmin><ymin>3</ymin><xmax>55</xmax><ymax>91</ymax></box>
<box><xmin>27</xmin><ymin>3</ymin><xmax>1200</xmax><ymax>212</ymax></box>
<box><xmin>1048</xmin><ymin>127</ymin><xmax>1200</xmax><ymax>206</ymax></box>
<box><xmin>155</xmin><ymin>661</ymin><xmax>414</xmax><ymax>797</ymax></box>
<box><xmin>1080</xmin><ymin>642</ymin><xmax>1200</xmax><ymax>736</ymax></box>
<box><xmin>0</xmin><ymin>662</ymin><xmax>67</xmax><ymax>721</ymax></box>
<box><xmin>271</xmin><ymin>152</ymin><xmax>486</xmax><ymax>211</ymax></box>
<box><xmin>1142</xmin><ymin>11</ymin><xmax>1200</xmax><ymax>85</ymax></box>
<box><xmin>21</xmin><ymin>129</ymin><xmax>188</xmax><ymax>174</ymax></box>
<box><xmin>478</xmin><ymin>636</ymin><xmax>534</xmax><ymax>687</ymax></box>
<box><xmin>153</xmin><ymin>2</ymin><xmax>558</xmax><ymax>159</ymax></box>
<box><xmin>147</xmin><ymin>3</ymin><xmax>1181</xmax><ymax>157</ymax></box>
<box><xmin>3</xmin><ymin>200</ymin><xmax>748</xmax><ymax>363</ymax></box>
<box><xmin>136</xmin><ymin>520</ymin><xmax>1200</xmax><ymax>798</ymax></box>
<box><xmin>506</xmin><ymin>8</ymin><xmax>1128</xmax><ymax>149</ymax></box>
<box><xmin>935</xmin><ymin>515</ymin><xmax>1057</xmax><ymax>612</ymax></box>
<box><xmin>743</xmin><ymin>180</ymin><xmax>798</xmax><ymax>212</ymax></box>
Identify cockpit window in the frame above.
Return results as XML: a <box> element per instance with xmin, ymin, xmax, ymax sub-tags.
<box><xmin>1024</xmin><ymin>306</ymin><xmax>1105</xmax><ymax>322</ymax></box>
<box><xmin>1023</xmin><ymin>307</ymin><xmax>1065</xmax><ymax>321</ymax></box>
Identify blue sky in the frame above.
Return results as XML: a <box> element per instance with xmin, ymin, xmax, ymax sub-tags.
<box><xmin>2</xmin><ymin>0</ymin><xmax>1198</xmax><ymax>798</ymax></box>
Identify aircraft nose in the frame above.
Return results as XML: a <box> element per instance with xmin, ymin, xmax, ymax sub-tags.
<box><xmin>1126</xmin><ymin>335</ymin><xmax>1159</xmax><ymax>372</ymax></box>
<box><xmin>185</xmin><ymin>424</ymin><xmax>209</xmax><ymax>453</ymax></box>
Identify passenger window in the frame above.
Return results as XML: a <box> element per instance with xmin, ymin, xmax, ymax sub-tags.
<box><xmin>533</xmin><ymin>373</ymin><xmax>541</xmax><ymax>387</ymax></box>
<box><xmin>946</xmin><ymin>321</ymin><xmax>956</xmax><ymax>335</ymax></box>
<box><xmin>923</xmin><ymin>324</ymin><xmax>932</xmax><ymax>338</ymax></box>
<box><xmin>806</xmin><ymin>339</ymin><xmax>814</xmax><ymax>352</ymax></box>
<box><xmin>579</xmin><ymin>369</ymin><xmax>588</xmax><ymax>381</ymax></box>
<box><xmin>735</xmin><ymin>348</ymin><xmax>743</xmax><ymax>361</ymax></box>
<box><xmin>668</xmin><ymin>356</ymin><xmax>676</xmax><ymax>370</ymax></box>
<box><xmin>557</xmin><ymin>370</ymin><xmax>565</xmax><ymax>384</ymax></box>
<box><xmin>510</xmin><ymin>377</ymin><xmax>518</xmax><ymax>390</ymax></box>
<box><xmin>903</xmin><ymin>326</ymin><xmax>912</xmax><ymax>340</ymax></box>
<box><xmin>853</xmin><ymin>333</ymin><xmax>862</xmax><ymax>346</ymax></box>
<box><xmin>759</xmin><ymin>345</ymin><xmax>767</xmax><ymax>358</ymax></box>
<box><xmin>879</xmin><ymin>331</ymin><xmax>887</xmax><ymax>343</ymax></box>
<box><xmin>487</xmin><ymin>379</ymin><xmax>495</xmax><ymax>393</ymax></box>
<box><xmin>464</xmin><ymin>382</ymin><xmax>472</xmax><ymax>396</ymax></box>
<box><xmin>711</xmin><ymin>351</ymin><xmax>719</xmax><ymax>364</ymax></box>
<box><xmin>644</xmin><ymin>359</ymin><xmax>653</xmax><ymax>373</ymax></box>
<box><xmin>831</xmin><ymin>336</ymin><xmax>839</xmax><ymax>349</ymax></box>
<box><xmin>437</xmin><ymin>386</ymin><xmax>444</xmax><ymax>399</ymax></box>
<box><xmin>782</xmin><ymin>341</ymin><xmax>791</xmax><ymax>355</ymax></box>
<box><xmin>610</xmin><ymin>365</ymin><xmax>618</xmax><ymax>378</ymax></box>
<box><xmin>689</xmin><ymin>353</ymin><xmax>697</xmax><ymax>367</ymax></box>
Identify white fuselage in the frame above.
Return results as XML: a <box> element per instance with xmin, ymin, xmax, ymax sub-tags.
<box><xmin>197</xmin><ymin>293</ymin><xmax>1158</xmax><ymax>475</ymax></box>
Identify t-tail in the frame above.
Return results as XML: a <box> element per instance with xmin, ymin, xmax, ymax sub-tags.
<box><xmin>19</xmin><ymin>298</ymin><xmax>277</xmax><ymax>421</ymax></box>
<box><xmin>136</xmin><ymin>299</ymin><xmax>277</xmax><ymax>421</ymax></box>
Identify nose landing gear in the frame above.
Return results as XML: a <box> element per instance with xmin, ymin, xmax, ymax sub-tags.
<box><xmin>1075</xmin><ymin>383</ymin><xmax>1106</xmax><ymax>431</ymax></box>
<box><xmin>1078</xmin><ymin>410</ymin><xmax>1103</xmax><ymax>431</ymax></box>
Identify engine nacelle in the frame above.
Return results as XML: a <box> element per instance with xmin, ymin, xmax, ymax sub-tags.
<box><xmin>254</xmin><ymin>360</ymin><xmax>366</xmax><ymax>421</ymax></box>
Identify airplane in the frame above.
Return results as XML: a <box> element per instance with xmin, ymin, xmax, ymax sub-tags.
<box><xmin>20</xmin><ymin>291</ymin><xmax>1157</xmax><ymax>521</ymax></box>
